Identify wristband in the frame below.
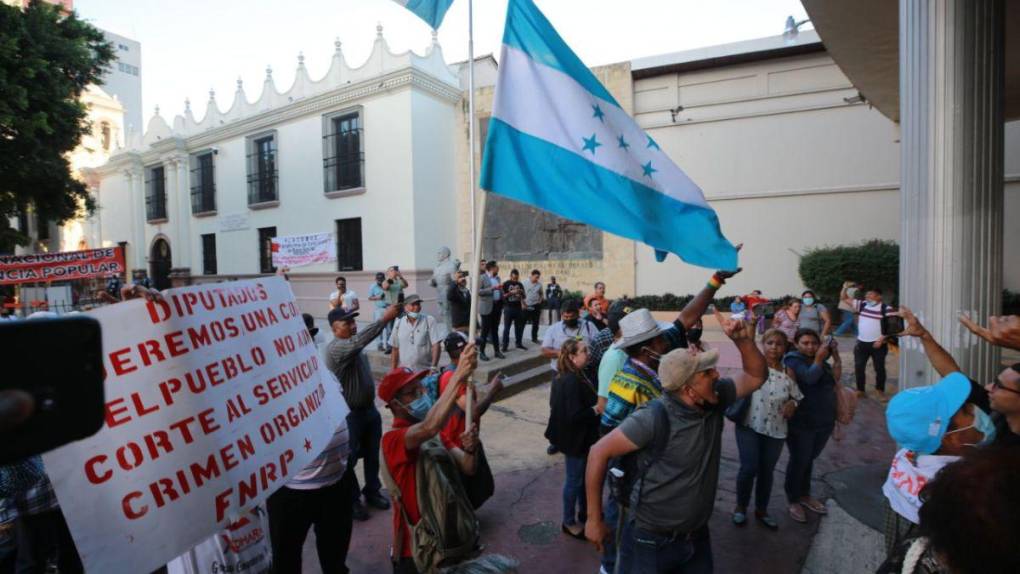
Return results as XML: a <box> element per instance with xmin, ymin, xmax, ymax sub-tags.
<box><xmin>707</xmin><ymin>274</ymin><xmax>724</xmax><ymax>290</ymax></box>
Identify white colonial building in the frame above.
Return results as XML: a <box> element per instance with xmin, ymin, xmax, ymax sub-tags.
<box><xmin>84</xmin><ymin>28</ymin><xmax>463</xmax><ymax>314</ymax></box>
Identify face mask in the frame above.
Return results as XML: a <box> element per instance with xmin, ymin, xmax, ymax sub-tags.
<box><xmin>641</xmin><ymin>346</ymin><xmax>663</xmax><ymax>366</ymax></box>
<box><xmin>564</xmin><ymin>318</ymin><xmax>579</xmax><ymax>328</ymax></box>
<box><xmin>406</xmin><ymin>311</ymin><xmax>420</xmax><ymax>320</ymax></box>
<box><xmin>971</xmin><ymin>407</ymin><xmax>997</xmax><ymax>446</ymax></box>
<box><xmin>802</xmin><ymin>297</ymin><xmax>815</xmax><ymax>306</ymax></box>
<box><xmin>402</xmin><ymin>393</ymin><xmax>435</xmax><ymax>421</ymax></box>
<box><xmin>687</xmin><ymin>328</ymin><xmax>703</xmax><ymax>343</ymax></box>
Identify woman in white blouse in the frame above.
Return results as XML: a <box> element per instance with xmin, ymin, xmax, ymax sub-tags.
<box><xmin>732</xmin><ymin>329</ymin><xmax>804</xmax><ymax>529</ymax></box>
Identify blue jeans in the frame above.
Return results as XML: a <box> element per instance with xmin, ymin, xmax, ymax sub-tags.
<box><xmin>833</xmin><ymin>311</ymin><xmax>857</xmax><ymax>336</ymax></box>
<box><xmin>734</xmin><ymin>424</ymin><xmax>785</xmax><ymax>511</ymax></box>
<box><xmin>620</xmin><ymin>522</ymin><xmax>713</xmax><ymax>574</ymax></box>
<box><xmin>562</xmin><ymin>455</ymin><xmax>588</xmax><ymax>526</ymax></box>
<box><xmin>346</xmin><ymin>406</ymin><xmax>383</xmax><ymax>500</ymax></box>
<box><xmin>784</xmin><ymin>425</ymin><xmax>832</xmax><ymax>503</ymax></box>
<box><xmin>601</xmin><ymin>486</ymin><xmax>620</xmax><ymax>573</ymax></box>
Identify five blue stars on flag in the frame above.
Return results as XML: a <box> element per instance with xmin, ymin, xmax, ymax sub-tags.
<box><xmin>579</xmin><ymin>103</ymin><xmax>660</xmax><ymax>179</ymax></box>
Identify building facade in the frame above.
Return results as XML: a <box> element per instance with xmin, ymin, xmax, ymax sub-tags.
<box><xmin>99</xmin><ymin>29</ymin><xmax>142</xmax><ymax>136</ymax></box>
<box><xmin>84</xmin><ymin>30</ymin><xmax>461</xmax><ymax>316</ymax></box>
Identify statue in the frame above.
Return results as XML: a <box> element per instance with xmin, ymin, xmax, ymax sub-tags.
<box><xmin>429</xmin><ymin>246</ymin><xmax>461</xmax><ymax>332</ymax></box>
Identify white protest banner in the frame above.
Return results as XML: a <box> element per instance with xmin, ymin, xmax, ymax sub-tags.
<box><xmin>167</xmin><ymin>506</ymin><xmax>272</xmax><ymax>574</ymax></box>
<box><xmin>270</xmin><ymin>233</ymin><xmax>336</xmax><ymax>268</ymax></box>
<box><xmin>42</xmin><ymin>277</ymin><xmax>348</xmax><ymax>573</ymax></box>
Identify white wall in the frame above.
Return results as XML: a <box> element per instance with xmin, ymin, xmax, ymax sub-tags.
<box><xmin>633</xmin><ymin>51</ymin><xmax>1020</xmax><ymax>297</ymax></box>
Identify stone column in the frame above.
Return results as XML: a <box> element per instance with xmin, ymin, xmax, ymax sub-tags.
<box><xmin>899</xmin><ymin>0</ymin><xmax>1005</xmax><ymax>388</ymax></box>
<box><xmin>125</xmin><ymin>166</ymin><xmax>146</xmax><ymax>271</ymax></box>
<box><xmin>171</xmin><ymin>153</ymin><xmax>192</xmax><ymax>275</ymax></box>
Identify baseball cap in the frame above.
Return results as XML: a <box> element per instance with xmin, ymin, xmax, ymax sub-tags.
<box><xmin>886</xmin><ymin>372</ymin><xmax>971</xmax><ymax>454</ymax></box>
<box><xmin>327</xmin><ymin>307</ymin><xmax>358</xmax><ymax>325</ymax></box>
<box><xmin>444</xmin><ymin>331</ymin><xmax>469</xmax><ymax>355</ymax></box>
<box><xmin>658</xmin><ymin>348</ymin><xmax>720</xmax><ymax>392</ymax></box>
<box><xmin>378</xmin><ymin>367</ymin><xmax>429</xmax><ymax>404</ymax></box>
<box><xmin>403</xmin><ymin>294</ymin><xmax>423</xmax><ymax>306</ymax></box>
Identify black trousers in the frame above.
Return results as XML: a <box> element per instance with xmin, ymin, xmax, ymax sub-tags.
<box><xmin>14</xmin><ymin>509</ymin><xmax>83</xmax><ymax>574</ymax></box>
<box><xmin>784</xmin><ymin>426</ymin><xmax>832</xmax><ymax>503</ymax></box>
<box><xmin>267</xmin><ymin>469</ymin><xmax>356</xmax><ymax>574</ymax></box>
<box><xmin>524</xmin><ymin>307</ymin><xmax>541</xmax><ymax>342</ymax></box>
<box><xmin>480</xmin><ymin>303</ymin><xmax>501</xmax><ymax>353</ymax></box>
<box><xmin>854</xmin><ymin>340</ymin><xmax>889</xmax><ymax>392</ymax></box>
<box><xmin>502</xmin><ymin>305</ymin><xmax>525</xmax><ymax>347</ymax></box>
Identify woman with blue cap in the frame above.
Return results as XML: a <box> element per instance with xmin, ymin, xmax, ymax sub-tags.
<box><xmin>882</xmin><ymin>371</ymin><xmax>995</xmax><ymax>558</ymax></box>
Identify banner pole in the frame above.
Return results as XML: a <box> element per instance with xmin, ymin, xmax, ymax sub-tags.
<box><xmin>464</xmin><ymin>0</ymin><xmax>479</xmax><ymax>425</ymax></box>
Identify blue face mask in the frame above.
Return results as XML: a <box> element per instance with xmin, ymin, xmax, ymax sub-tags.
<box><xmin>971</xmin><ymin>407</ymin><xmax>997</xmax><ymax>446</ymax></box>
<box><xmin>406</xmin><ymin>311</ymin><xmax>420</xmax><ymax>320</ymax></box>
<box><xmin>403</xmin><ymin>393</ymin><xmax>435</xmax><ymax>421</ymax></box>
<box><xmin>802</xmin><ymin>297</ymin><xmax>815</xmax><ymax>306</ymax></box>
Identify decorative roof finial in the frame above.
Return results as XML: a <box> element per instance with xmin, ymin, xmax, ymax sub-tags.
<box><xmin>265</xmin><ymin>65</ymin><xmax>273</xmax><ymax>79</ymax></box>
<box><xmin>184</xmin><ymin>98</ymin><xmax>191</xmax><ymax>112</ymax></box>
<box><xmin>334</xmin><ymin>37</ymin><xmax>342</xmax><ymax>53</ymax></box>
<box><xmin>376</xmin><ymin>22</ymin><xmax>383</xmax><ymax>38</ymax></box>
<box><xmin>431</xmin><ymin>29</ymin><xmax>438</xmax><ymax>44</ymax></box>
<box><xmin>236</xmin><ymin>76</ymin><xmax>243</xmax><ymax>90</ymax></box>
<box><xmin>297</xmin><ymin>51</ymin><xmax>305</xmax><ymax>67</ymax></box>
<box><xmin>154</xmin><ymin>104</ymin><xmax>160</xmax><ymax>116</ymax></box>
<box><xmin>208</xmin><ymin>88</ymin><xmax>215</xmax><ymax>100</ymax></box>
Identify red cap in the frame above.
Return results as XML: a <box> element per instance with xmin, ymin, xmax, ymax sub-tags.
<box><xmin>378</xmin><ymin>367</ymin><xmax>429</xmax><ymax>404</ymax></box>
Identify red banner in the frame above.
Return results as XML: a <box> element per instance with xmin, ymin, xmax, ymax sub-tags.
<box><xmin>0</xmin><ymin>247</ymin><xmax>126</xmax><ymax>285</ymax></box>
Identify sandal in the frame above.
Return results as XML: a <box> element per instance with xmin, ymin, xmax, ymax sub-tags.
<box><xmin>788</xmin><ymin>504</ymin><xmax>807</xmax><ymax>523</ymax></box>
<box><xmin>800</xmin><ymin>498</ymin><xmax>828</xmax><ymax>515</ymax></box>
<box><xmin>732</xmin><ymin>511</ymin><xmax>747</xmax><ymax>526</ymax></box>
<box><xmin>756</xmin><ymin>511</ymin><xmax>779</xmax><ymax>530</ymax></box>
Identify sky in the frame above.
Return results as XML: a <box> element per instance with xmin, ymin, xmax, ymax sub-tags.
<box><xmin>74</xmin><ymin>0</ymin><xmax>812</xmax><ymax>125</ymax></box>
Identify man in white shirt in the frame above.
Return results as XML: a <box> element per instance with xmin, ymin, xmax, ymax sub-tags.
<box><xmin>389</xmin><ymin>294</ymin><xmax>443</xmax><ymax>371</ymax></box>
<box><xmin>541</xmin><ymin>299</ymin><xmax>599</xmax><ymax>372</ymax></box>
<box><xmin>329</xmin><ymin>276</ymin><xmax>359</xmax><ymax>313</ymax></box>
<box><xmin>841</xmin><ymin>284</ymin><xmax>894</xmax><ymax>397</ymax></box>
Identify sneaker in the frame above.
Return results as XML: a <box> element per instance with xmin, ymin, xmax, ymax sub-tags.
<box><xmin>731</xmin><ymin>511</ymin><xmax>747</xmax><ymax>526</ymax></box>
<box><xmin>365</xmin><ymin>492</ymin><xmax>391</xmax><ymax>510</ymax></box>
<box><xmin>800</xmin><ymin>498</ymin><xmax>828</xmax><ymax>515</ymax></box>
<box><xmin>479</xmin><ymin>351</ymin><xmax>491</xmax><ymax>362</ymax></box>
<box><xmin>755</xmin><ymin>511</ymin><xmax>779</xmax><ymax>530</ymax></box>
<box><xmin>352</xmin><ymin>499</ymin><xmax>369</xmax><ymax>521</ymax></box>
<box><xmin>495</xmin><ymin>351</ymin><xmax>506</xmax><ymax>360</ymax></box>
<box><xmin>788</xmin><ymin>504</ymin><xmax>807</xmax><ymax>523</ymax></box>
<box><xmin>516</xmin><ymin>343</ymin><xmax>528</xmax><ymax>350</ymax></box>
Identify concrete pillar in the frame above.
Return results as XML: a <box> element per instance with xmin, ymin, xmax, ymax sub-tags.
<box><xmin>126</xmin><ymin>166</ymin><xmax>146</xmax><ymax>270</ymax></box>
<box><xmin>899</xmin><ymin>0</ymin><xmax>1005</xmax><ymax>388</ymax></box>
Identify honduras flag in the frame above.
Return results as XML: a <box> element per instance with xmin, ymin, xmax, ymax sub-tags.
<box><xmin>392</xmin><ymin>0</ymin><xmax>454</xmax><ymax>29</ymax></box>
<box><xmin>480</xmin><ymin>0</ymin><xmax>738</xmax><ymax>270</ymax></box>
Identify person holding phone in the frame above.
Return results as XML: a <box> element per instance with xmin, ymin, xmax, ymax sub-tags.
<box><xmin>782</xmin><ymin>328</ymin><xmax>840</xmax><ymax>524</ymax></box>
<box><xmin>841</xmin><ymin>285</ymin><xmax>894</xmax><ymax>398</ymax></box>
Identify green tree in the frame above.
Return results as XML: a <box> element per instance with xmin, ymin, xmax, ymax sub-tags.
<box><xmin>798</xmin><ymin>239</ymin><xmax>900</xmax><ymax>305</ymax></box>
<box><xmin>0</xmin><ymin>1</ymin><xmax>114</xmax><ymax>250</ymax></box>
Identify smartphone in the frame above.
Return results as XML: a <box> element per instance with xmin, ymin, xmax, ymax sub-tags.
<box><xmin>882</xmin><ymin>315</ymin><xmax>905</xmax><ymax>336</ymax></box>
<box><xmin>826</xmin><ymin>335</ymin><xmax>837</xmax><ymax>348</ymax></box>
<box><xmin>0</xmin><ymin>316</ymin><xmax>105</xmax><ymax>464</ymax></box>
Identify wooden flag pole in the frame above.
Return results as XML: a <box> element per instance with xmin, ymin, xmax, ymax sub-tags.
<box><xmin>464</xmin><ymin>0</ymin><xmax>479</xmax><ymax>425</ymax></box>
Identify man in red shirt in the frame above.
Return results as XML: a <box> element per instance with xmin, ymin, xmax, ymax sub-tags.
<box><xmin>438</xmin><ymin>332</ymin><xmax>504</xmax><ymax>448</ymax></box>
<box><xmin>379</xmin><ymin>344</ymin><xmax>480</xmax><ymax>574</ymax></box>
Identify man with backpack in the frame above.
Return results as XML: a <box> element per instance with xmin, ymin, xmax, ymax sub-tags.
<box><xmin>584</xmin><ymin>312</ymin><xmax>766</xmax><ymax>574</ymax></box>
<box><xmin>379</xmin><ymin>344</ymin><xmax>482</xmax><ymax>574</ymax></box>
<box><xmin>841</xmin><ymin>285</ymin><xmax>896</xmax><ymax>398</ymax></box>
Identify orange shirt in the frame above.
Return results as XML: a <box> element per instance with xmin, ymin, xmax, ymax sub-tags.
<box><xmin>584</xmin><ymin>294</ymin><xmax>609</xmax><ymax>315</ymax></box>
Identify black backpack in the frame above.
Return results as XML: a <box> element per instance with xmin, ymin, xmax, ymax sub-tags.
<box><xmin>610</xmin><ymin>399</ymin><xmax>671</xmax><ymax>509</ymax></box>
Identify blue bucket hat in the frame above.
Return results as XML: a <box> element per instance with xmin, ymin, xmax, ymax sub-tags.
<box><xmin>885</xmin><ymin>372</ymin><xmax>971</xmax><ymax>454</ymax></box>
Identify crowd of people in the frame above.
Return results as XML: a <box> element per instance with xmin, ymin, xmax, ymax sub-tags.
<box><xmin>3</xmin><ymin>257</ymin><xmax>1020</xmax><ymax>574</ymax></box>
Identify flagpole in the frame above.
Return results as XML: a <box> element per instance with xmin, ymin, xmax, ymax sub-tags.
<box><xmin>464</xmin><ymin>0</ymin><xmax>479</xmax><ymax>425</ymax></box>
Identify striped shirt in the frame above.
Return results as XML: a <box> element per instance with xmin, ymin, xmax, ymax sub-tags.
<box><xmin>286</xmin><ymin>421</ymin><xmax>350</xmax><ymax>490</ymax></box>
<box><xmin>854</xmin><ymin>300</ymin><xmax>887</xmax><ymax>343</ymax></box>
<box><xmin>601</xmin><ymin>358</ymin><xmax>662</xmax><ymax>430</ymax></box>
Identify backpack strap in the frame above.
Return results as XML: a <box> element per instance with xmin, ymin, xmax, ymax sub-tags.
<box><xmin>379</xmin><ymin>455</ymin><xmax>414</xmax><ymax>562</ymax></box>
<box><xmin>635</xmin><ymin>399</ymin><xmax>671</xmax><ymax>509</ymax></box>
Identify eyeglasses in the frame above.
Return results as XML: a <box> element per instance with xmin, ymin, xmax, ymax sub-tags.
<box><xmin>990</xmin><ymin>379</ymin><xmax>1020</xmax><ymax>396</ymax></box>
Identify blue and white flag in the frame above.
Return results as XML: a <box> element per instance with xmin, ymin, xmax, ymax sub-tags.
<box><xmin>480</xmin><ymin>0</ymin><xmax>738</xmax><ymax>270</ymax></box>
<box><xmin>392</xmin><ymin>0</ymin><xmax>454</xmax><ymax>29</ymax></box>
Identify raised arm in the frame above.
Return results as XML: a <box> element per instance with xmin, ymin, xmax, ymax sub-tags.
<box><xmin>677</xmin><ymin>262</ymin><xmax>743</xmax><ymax>329</ymax></box>
<box><xmin>900</xmin><ymin>306</ymin><xmax>962</xmax><ymax>377</ymax></box>
<box><xmin>352</xmin><ymin>304</ymin><xmax>400</xmax><ymax>350</ymax></box>
<box><xmin>403</xmin><ymin>344</ymin><xmax>478</xmax><ymax>450</ymax></box>
<box><xmin>714</xmin><ymin>309</ymin><xmax>766</xmax><ymax>398</ymax></box>
<box><xmin>959</xmin><ymin>313</ymin><xmax>1020</xmax><ymax>352</ymax></box>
